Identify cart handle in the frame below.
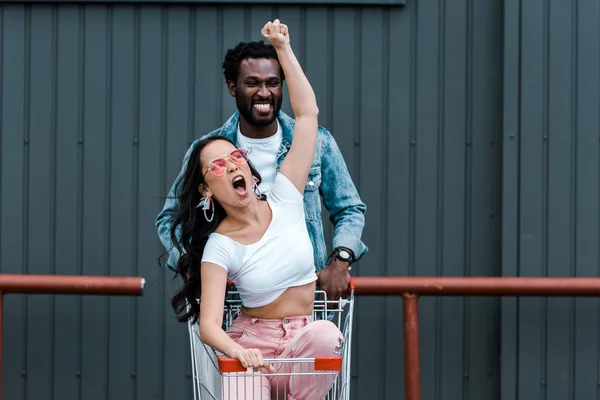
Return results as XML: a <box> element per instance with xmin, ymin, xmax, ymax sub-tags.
<box><xmin>218</xmin><ymin>356</ymin><xmax>343</xmax><ymax>373</ymax></box>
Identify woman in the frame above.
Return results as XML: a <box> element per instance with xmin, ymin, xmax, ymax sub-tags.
<box><xmin>169</xmin><ymin>20</ymin><xmax>344</xmax><ymax>399</ymax></box>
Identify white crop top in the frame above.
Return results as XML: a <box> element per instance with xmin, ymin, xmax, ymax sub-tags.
<box><xmin>201</xmin><ymin>172</ymin><xmax>318</xmax><ymax>308</ymax></box>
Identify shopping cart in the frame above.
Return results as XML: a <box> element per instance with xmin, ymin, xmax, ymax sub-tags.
<box><xmin>187</xmin><ymin>278</ymin><xmax>355</xmax><ymax>399</ymax></box>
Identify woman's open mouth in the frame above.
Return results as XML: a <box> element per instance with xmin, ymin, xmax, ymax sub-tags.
<box><xmin>232</xmin><ymin>175</ymin><xmax>248</xmax><ymax>196</ymax></box>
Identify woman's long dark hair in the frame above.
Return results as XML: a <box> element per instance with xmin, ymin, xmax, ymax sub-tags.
<box><xmin>167</xmin><ymin>135</ymin><xmax>263</xmax><ymax>324</ymax></box>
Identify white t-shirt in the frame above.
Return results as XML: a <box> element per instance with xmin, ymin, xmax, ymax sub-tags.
<box><xmin>236</xmin><ymin>120</ymin><xmax>282</xmax><ymax>194</ymax></box>
<box><xmin>201</xmin><ymin>172</ymin><xmax>317</xmax><ymax>308</ymax></box>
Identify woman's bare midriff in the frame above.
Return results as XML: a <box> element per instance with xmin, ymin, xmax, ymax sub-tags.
<box><xmin>240</xmin><ymin>281</ymin><xmax>316</xmax><ymax>320</ymax></box>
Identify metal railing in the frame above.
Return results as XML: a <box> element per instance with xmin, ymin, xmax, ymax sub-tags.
<box><xmin>4</xmin><ymin>274</ymin><xmax>598</xmax><ymax>400</ymax></box>
<box><xmin>0</xmin><ymin>274</ymin><xmax>145</xmax><ymax>400</ymax></box>
<box><xmin>352</xmin><ymin>276</ymin><xmax>600</xmax><ymax>400</ymax></box>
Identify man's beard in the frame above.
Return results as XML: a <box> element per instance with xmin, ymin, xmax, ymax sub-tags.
<box><xmin>236</xmin><ymin>95</ymin><xmax>282</xmax><ymax>127</ymax></box>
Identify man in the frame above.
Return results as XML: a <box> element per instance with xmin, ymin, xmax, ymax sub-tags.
<box><xmin>156</xmin><ymin>40</ymin><xmax>367</xmax><ymax>300</ymax></box>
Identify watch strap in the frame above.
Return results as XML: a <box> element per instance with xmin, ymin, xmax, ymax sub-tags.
<box><xmin>327</xmin><ymin>247</ymin><xmax>355</xmax><ymax>266</ymax></box>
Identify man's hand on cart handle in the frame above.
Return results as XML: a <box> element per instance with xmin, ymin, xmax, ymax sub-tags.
<box><xmin>231</xmin><ymin>347</ymin><xmax>276</xmax><ymax>374</ymax></box>
<box><xmin>317</xmin><ymin>261</ymin><xmax>351</xmax><ymax>300</ymax></box>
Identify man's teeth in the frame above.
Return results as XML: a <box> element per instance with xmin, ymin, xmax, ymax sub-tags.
<box><xmin>233</xmin><ymin>176</ymin><xmax>243</xmax><ymax>183</ymax></box>
<box><xmin>254</xmin><ymin>104</ymin><xmax>270</xmax><ymax>111</ymax></box>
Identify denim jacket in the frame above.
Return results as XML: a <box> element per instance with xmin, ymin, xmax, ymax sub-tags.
<box><xmin>155</xmin><ymin>110</ymin><xmax>368</xmax><ymax>272</ymax></box>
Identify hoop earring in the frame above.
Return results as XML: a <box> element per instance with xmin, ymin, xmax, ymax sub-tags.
<box><xmin>252</xmin><ymin>176</ymin><xmax>261</xmax><ymax>199</ymax></box>
<box><xmin>196</xmin><ymin>196</ymin><xmax>215</xmax><ymax>222</ymax></box>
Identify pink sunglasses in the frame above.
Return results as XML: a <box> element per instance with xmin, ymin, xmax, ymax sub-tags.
<box><xmin>204</xmin><ymin>148</ymin><xmax>249</xmax><ymax>177</ymax></box>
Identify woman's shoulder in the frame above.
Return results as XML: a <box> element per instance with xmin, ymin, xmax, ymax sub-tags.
<box><xmin>211</xmin><ymin>218</ymin><xmax>241</xmax><ymax>241</ymax></box>
<box><xmin>204</xmin><ymin>231</ymin><xmax>238</xmax><ymax>257</ymax></box>
<box><xmin>202</xmin><ymin>230</ymin><xmax>243</xmax><ymax>271</ymax></box>
<box><xmin>206</xmin><ymin>230</ymin><xmax>235</xmax><ymax>247</ymax></box>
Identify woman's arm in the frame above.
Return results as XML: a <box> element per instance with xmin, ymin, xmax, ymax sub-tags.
<box><xmin>198</xmin><ymin>263</ymin><xmax>243</xmax><ymax>356</ymax></box>
<box><xmin>261</xmin><ymin>20</ymin><xmax>319</xmax><ymax>194</ymax></box>
<box><xmin>199</xmin><ymin>263</ymin><xmax>272</xmax><ymax>371</ymax></box>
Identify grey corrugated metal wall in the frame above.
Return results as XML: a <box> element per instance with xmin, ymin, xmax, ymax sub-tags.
<box><xmin>0</xmin><ymin>0</ymin><xmax>506</xmax><ymax>399</ymax></box>
<box><xmin>501</xmin><ymin>0</ymin><xmax>600</xmax><ymax>399</ymax></box>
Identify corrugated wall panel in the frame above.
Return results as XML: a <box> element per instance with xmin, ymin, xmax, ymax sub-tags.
<box><xmin>0</xmin><ymin>1</ymin><xmax>503</xmax><ymax>399</ymax></box>
<box><xmin>502</xmin><ymin>0</ymin><xmax>600</xmax><ymax>399</ymax></box>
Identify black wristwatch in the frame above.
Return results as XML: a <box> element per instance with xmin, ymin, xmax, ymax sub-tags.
<box><xmin>328</xmin><ymin>247</ymin><xmax>355</xmax><ymax>266</ymax></box>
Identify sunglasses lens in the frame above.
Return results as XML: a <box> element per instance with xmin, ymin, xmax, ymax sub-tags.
<box><xmin>210</xmin><ymin>159</ymin><xmax>227</xmax><ymax>176</ymax></box>
<box><xmin>230</xmin><ymin>149</ymin><xmax>248</xmax><ymax>164</ymax></box>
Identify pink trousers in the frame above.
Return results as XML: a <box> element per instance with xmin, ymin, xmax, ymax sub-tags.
<box><xmin>223</xmin><ymin>313</ymin><xmax>344</xmax><ymax>400</ymax></box>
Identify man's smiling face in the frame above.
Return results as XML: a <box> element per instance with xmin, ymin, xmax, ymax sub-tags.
<box><xmin>229</xmin><ymin>58</ymin><xmax>283</xmax><ymax>127</ymax></box>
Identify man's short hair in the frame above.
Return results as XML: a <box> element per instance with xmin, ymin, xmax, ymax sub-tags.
<box><xmin>222</xmin><ymin>41</ymin><xmax>285</xmax><ymax>83</ymax></box>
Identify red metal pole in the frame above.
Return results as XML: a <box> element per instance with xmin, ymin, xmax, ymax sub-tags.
<box><xmin>0</xmin><ymin>274</ymin><xmax>143</xmax><ymax>400</ymax></box>
<box><xmin>350</xmin><ymin>276</ymin><xmax>600</xmax><ymax>400</ymax></box>
<box><xmin>403</xmin><ymin>293</ymin><xmax>420</xmax><ymax>400</ymax></box>
<box><xmin>0</xmin><ymin>275</ymin><xmax>144</xmax><ymax>296</ymax></box>
<box><xmin>0</xmin><ymin>291</ymin><xmax>3</xmax><ymax>400</ymax></box>
<box><xmin>353</xmin><ymin>276</ymin><xmax>600</xmax><ymax>296</ymax></box>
